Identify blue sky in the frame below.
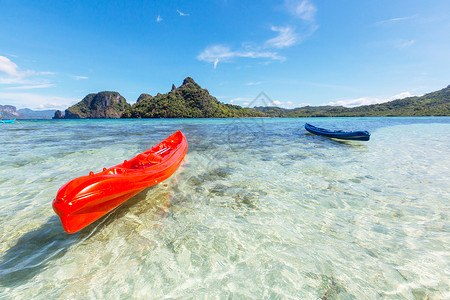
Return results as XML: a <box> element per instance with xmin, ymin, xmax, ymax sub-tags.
<box><xmin>0</xmin><ymin>0</ymin><xmax>449</xmax><ymax>110</ymax></box>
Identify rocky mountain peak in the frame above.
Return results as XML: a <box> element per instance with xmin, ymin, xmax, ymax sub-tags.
<box><xmin>182</xmin><ymin>77</ymin><xmax>197</xmax><ymax>86</ymax></box>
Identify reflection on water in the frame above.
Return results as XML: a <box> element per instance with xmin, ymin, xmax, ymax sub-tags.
<box><xmin>0</xmin><ymin>117</ymin><xmax>449</xmax><ymax>298</ymax></box>
<box><xmin>0</xmin><ymin>216</ymin><xmax>76</xmax><ymax>287</ymax></box>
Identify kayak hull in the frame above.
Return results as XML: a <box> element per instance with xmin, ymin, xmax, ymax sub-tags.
<box><xmin>1</xmin><ymin>119</ymin><xmax>17</xmax><ymax>124</ymax></box>
<box><xmin>53</xmin><ymin>130</ymin><xmax>188</xmax><ymax>233</ymax></box>
<box><xmin>55</xmin><ymin>189</ymin><xmax>143</xmax><ymax>234</ymax></box>
<box><xmin>305</xmin><ymin>123</ymin><xmax>370</xmax><ymax>141</ymax></box>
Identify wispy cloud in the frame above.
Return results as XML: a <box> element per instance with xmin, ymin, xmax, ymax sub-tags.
<box><xmin>177</xmin><ymin>9</ymin><xmax>189</xmax><ymax>16</ymax></box>
<box><xmin>394</xmin><ymin>39</ymin><xmax>416</xmax><ymax>48</ymax></box>
<box><xmin>272</xmin><ymin>100</ymin><xmax>283</xmax><ymax>106</ymax></box>
<box><xmin>230</xmin><ymin>97</ymin><xmax>296</xmax><ymax>108</ymax></box>
<box><xmin>266</xmin><ymin>26</ymin><xmax>298</xmax><ymax>48</ymax></box>
<box><xmin>229</xmin><ymin>97</ymin><xmax>250</xmax><ymax>104</ymax></box>
<box><xmin>376</xmin><ymin>15</ymin><xmax>418</xmax><ymax>25</ymax></box>
<box><xmin>0</xmin><ymin>55</ymin><xmax>55</xmax><ymax>90</ymax></box>
<box><xmin>197</xmin><ymin>45</ymin><xmax>285</xmax><ymax>69</ymax></box>
<box><xmin>283</xmin><ymin>0</ymin><xmax>319</xmax><ymax>40</ymax></box>
<box><xmin>0</xmin><ymin>56</ymin><xmax>63</xmax><ymax>108</ymax></box>
<box><xmin>156</xmin><ymin>15</ymin><xmax>163</xmax><ymax>22</ymax></box>
<box><xmin>326</xmin><ymin>91</ymin><xmax>416</xmax><ymax>107</ymax></box>
<box><xmin>198</xmin><ymin>0</ymin><xmax>318</xmax><ymax>69</ymax></box>
<box><xmin>0</xmin><ymin>77</ymin><xmax>31</xmax><ymax>84</ymax></box>
<box><xmin>0</xmin><ymin>92</ymin><xmax>77</xmax><ymax>109</ymax></box>
<box><xmin>247</xmin><ymin>81</ymin><xmax>263</xmax><ymax>86</ymax></box>
<box><xmin>285</xmin><ymin>0</ymin><xmax>317</xmax><ymax>22</ymax></box>
<box><xmin>5</xmin><ymin>84</ymin><xmax>56</xmax><ymax>90</ymax></box>
<box><xmin>73</xmin><ymin>75</ymin><xmax>88</xmax><ymax>80</ymax></box>
<box><xmin>266</xmin><ymin>1</ymin><xmax>319</xmax><ymax>50</ymax></box>
<box><xmin>198</xmin><ymin>26</ymin><xmax>301</xmax><ymax>68</ymax></box>
<box><xmin>0</xmin><ymin>56</ymin><xmax>53</xmax><ymax>77</ymax></box>
<box><xmin>0</xmin><ymin>56</ymin><xmax>21</xmax><ymax>76</ymax></box>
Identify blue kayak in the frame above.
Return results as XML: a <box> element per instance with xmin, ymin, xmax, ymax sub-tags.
<box><xmin>1</xmin><ymin>119</ymin><xmax>17</xmax><ymax>124</ymax></box>
<box><xmin>0</xmin><ymin>119</ymin><xmax>16</xmax><ymax>124</ymax></box>
<box><xmin>305</xmin><ymin>123</ymin><xmax>370</xmax><ymax>141</ymax></box>
<box><xmin>0</xmin><ymin>112</ymin><xmax>17</xmax><ymax>124</ymax></box>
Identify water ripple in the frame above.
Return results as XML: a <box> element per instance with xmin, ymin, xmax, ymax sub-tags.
<box><xmin>0</xmin><ymin>118</ymin><xmax>449</xmax><ymax>298</ymax></box>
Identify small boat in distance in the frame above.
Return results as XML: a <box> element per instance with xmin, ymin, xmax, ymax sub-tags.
<box><xmin>53</xmin><ymin>130</ymin><xmax>188</xmax><ymax>233</ymax></box>
<box><xmin>0</xmin><ymin>111</ymin><xmax>18</xmax><ymax>124</ymax></box>
<box><xmin>1</xmin><ymin>119</ymin><xmax>17</xmax><ymax>124</ymax></box>
<box><xmin>305</xmin><ymin>123</ymin><xmax>370</xmax><ymax>141</ymax></box>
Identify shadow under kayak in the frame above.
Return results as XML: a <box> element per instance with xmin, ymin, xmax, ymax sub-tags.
<box><xmin>305</xmin><ymin>123</ymin><xmax>370</xmax><ymax>141</ymax></box>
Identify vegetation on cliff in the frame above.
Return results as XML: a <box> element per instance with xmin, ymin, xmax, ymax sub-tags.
<box><xmin>252</xmin><ymin>85</ymin><xmax>450</xmax><ymax>117</ymax></box>
<box><xmin>5</xmin><ymin>81</ymin><xmax>447</xmax><ymax>120</ymax></box>
<box><xmin>121</xmin><ymin>77</ymin><xmax>264</xmax><ymax>118</ymax></box>
<box><xmin>64</xmin><ymin>91</ymin><xmax>130</xmax><ymax>119</ymax></box>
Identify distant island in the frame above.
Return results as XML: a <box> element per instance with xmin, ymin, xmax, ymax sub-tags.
<box><xmin>0</xmin><ymin>105</ymin><xmax>56</xmax><ymax>119</ymax></box>
<box><xmin>56</xmin><ymin>79</ymin><xmax>449</xmax><ymax>119</ymax></box>
<box><xmin>54</xmin><ymin>91</ymin><xmax>130</xmax><ymax>119</ymax></box>
<box><xmin>1</xmin><ymin>78</ymin><xmax>449</xmax><ymax>119</ymax></box>
<box><xmin>252</xmin><ymin>85</ymin><xmax>450</xmax><ymax>117</ymax></box>
<box><xmin>121</xmin><ymin>77</ymin><xmax>262</xmax><ymax>118</ymax></box>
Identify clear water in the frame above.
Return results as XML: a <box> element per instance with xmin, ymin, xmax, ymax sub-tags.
<box><xmin>0</xmin><ymin>117</ymin><xmax>449</xmax><ymax>299</ymax></box>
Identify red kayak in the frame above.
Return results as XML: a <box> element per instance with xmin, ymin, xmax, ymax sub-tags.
<box><xmin>53</xmin><ymin>130</ymin><xmax>188</xmax><ymax>233</ymax></box>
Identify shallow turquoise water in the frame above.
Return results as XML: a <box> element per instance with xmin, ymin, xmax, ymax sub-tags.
<box><xmin>0</xmin><ymin>117</ymin><xmax>449</xmax><ymax>299</ymax></box>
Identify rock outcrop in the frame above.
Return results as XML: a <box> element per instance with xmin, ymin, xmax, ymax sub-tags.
<box><xmin>137</xmin><ymin>93</ymin><xmax>152</xmax><ymax>102</ymax></box>
<box><xmin>0</xmin><ymin>105</ymin><xmax>21</xmax><ymax>119</ymax></box>
<box><xmin>52</xmin><ymin>110</ymin><xmax>64</xmax><ymax>119</ymax></box>
<box><xmin>121</xmin><ymin>77</ymin><xmax>264</xmax><ymax>118</ymax></box>
<box><xmin>64</xmin><ymin>91</ymin><xmax>131</xmax><ymax>119</ymax></box>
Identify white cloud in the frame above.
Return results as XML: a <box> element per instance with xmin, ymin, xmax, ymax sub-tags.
<box><xmin>376</xmin><ymin>15</ymin><xmax>417</xmax><ymax>25</ymax></box>
<box><xmin>37</xmin><ymin>103</ymin><xmax>68</xmax><ymax>110</ymax></box>
<box><xmin>326</xmin><ymin>91</ymin><xmax>415</xmax><ymax>107</ymax></box>
<box><xmin>5</xmin><ymin>84</ymin><xmax>56</xmax><ymax>90</ymax></box>
<box><xmin>229</xmin><ymin>97</ymin><xmax>251</xmax><ymax>104</ymax></box>
<box><xmin>230</xmin><ymin>97</ymin><xmax>290</xmax><ymax>107</ymax></box>
<box><xmin>327</xmin><ymin>97</ymin><xmax>383</xmax><ymax>107</ymax></box>
<box><xmin>0</xmin><ymin>56</ymin><xmax>53</xmax><ymax>78</ymax></box>
<box><xmin>156</xmin><ymin>15</ymin><xmax>163</xmax><ymax>22</ymax></box>
<box><xmin>197</xmin><ymin>45</ymin><xmax>285</xmax><ymax>69</ymax></box>
<box><xmin>198</xmin><ymin>1</ymin><xmax>318</xmax><ymax>68</ymax></box>
<box><xmin>0</xmin><ymin>55</ymin><xmax>55</xmax><ymax>92</ymax></box>
<box><xmin>0</xmin><ymin>76</ymin><xmax>54</xmax><ymax>87</ymax></box>
<box><xmin>0</xmin><ymin>77</ymin><xmax>31</xmax><ymax>84</ymax></box>
<box><xmin>394</xmin><ymin>39</ymin><xmax>416</xmax><ymax>48</ymax></box>
<box><xmin>388</xmin><ymin>91</ymin><xmax>416</xmax><ymax>100</ymax></box>
<box><xmin>0</xmin><ymin>56</ymin><xmax>21</xmax><ymax>76</ymax></box>
<box><xmin>272</xmin><ymin>100</ymin><xmax>283</xmax><ymax>106</ymax></box>
<box><xmin>73</xmin><ymin>75</ymin><xmax>88</xmax><ymax>80</ymax></box>
<box><xmin>266</xmin><ymin>26</ymin><xmax>298</xmax><ymax>48</ymax></box>
<box><xmin>247</xmin><ymin>81</ymin><xmax>263</xmax><ymax>86</ymax></box>
<box><xmin>283</xmin><ymin>0</ymin><xmax>319</xmax><ymax>41</ymax></box>
<box><xmin>177</xmin><ymin>9</ymin><xmax>189</xmax><ymax>16</ymax></box>
<box><xmin>0</xmin><ymin>92</ymin><xmax>77</xmax><ymax>110</ymax></box>
<box><xmin>197</xmin><ymin>45</ymin><xmax>234</xmax><ymax>66</ymax></box>
<box><xmin>286</xmin><ymin>101</ymin><xmax>296</xmax><ymax>108</ymax></box>
<box><xmin>286</xmin><ymin>0</ymin><xmax>317</xmax><ymax>22</ymax></box>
